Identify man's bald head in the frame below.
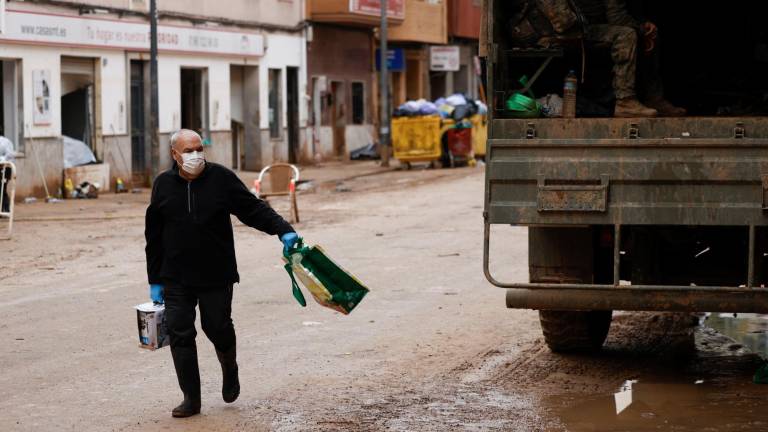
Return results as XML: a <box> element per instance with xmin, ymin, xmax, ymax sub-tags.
<box><xmin>170</xmin><ymin>129</ymin><xmax>203</xmax><ymax>152</ymax></box>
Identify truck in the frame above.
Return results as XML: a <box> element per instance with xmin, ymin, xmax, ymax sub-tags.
<box><xmin>482</xmin><ymin>0</ymin><xmax>768</xmax><ymax>351</ymax></box>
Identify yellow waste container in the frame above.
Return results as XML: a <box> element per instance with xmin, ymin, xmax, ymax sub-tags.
<box><xmin>392</xmin><ymin>116</ymin><xmax>444</xmax><ymax>163</ymax></box>
<box><xmin>471</xmin><ymin>115</ymin><xmax>487</xmax><ymax>158</ymax></box>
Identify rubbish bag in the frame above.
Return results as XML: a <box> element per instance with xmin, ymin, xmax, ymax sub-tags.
<box><xmin>537</xmin><ymin>93</ymin><xmax>563</xmax><ymax>117</ymax></box>
<box><xmin>63</xmin><ymin>135</ymin><xmax>96</xmax><ymax>169</ymax></box>
<box><xmin>283</xmin><ymin>238</ymin><xmax>369</xmax><ymax>315</ymax></box>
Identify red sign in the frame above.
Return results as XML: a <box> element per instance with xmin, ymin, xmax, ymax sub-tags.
<box><xmin>350</xmin><ymin>0</ymin><xmax>405</xmax><ymax>20</ymax></box>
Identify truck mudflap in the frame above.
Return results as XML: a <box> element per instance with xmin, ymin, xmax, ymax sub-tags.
<box><xmin>483</xmin><ymin>118</ymin><xmax>768</xmax><ymax>312</ymax></box>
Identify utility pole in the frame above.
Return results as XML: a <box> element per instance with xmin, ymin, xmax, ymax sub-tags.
<box><xmin>379</xmin><ymin>0</ymin><xmax>390</xmax><ymax>167</ymax></box>
<box><xmin>149</xmin><ymin>0</ymin><xmax>160</xmax><ymax>181</ymax></box>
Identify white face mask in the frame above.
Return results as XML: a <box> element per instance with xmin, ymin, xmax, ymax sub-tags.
<box><xmin>179</xmin><ymin>150</ymin><xmax>205</xmax><ymax>176</ymax></box>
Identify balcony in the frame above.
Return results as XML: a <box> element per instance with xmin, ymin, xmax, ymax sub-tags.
<box><xmin>448</xmin><ymin>0</ymin><xmax>481</xmax><ymax>40</ymax></box>
<box><xmin>388</xmin><ymin>0</ymin><xmax>447</xmax><ymax>45</ymax></box>
<box><xmin>307</xmin><ymin>0</ymin><xmax>405</xmax><ymax>27</ymax></box>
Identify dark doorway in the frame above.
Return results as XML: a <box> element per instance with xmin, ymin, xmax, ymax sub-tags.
<box><xmin>61</xmin><ymin>57</ymin><xmax>96</xmax><ymax>149</ymax></box>
<box><xmin>180</xmin><ymin>68</ymin><xmax>207</xmax><ymax>137</ymax></box>
<box><xmin>286</xmin><ymin>66</ymin><xmax>299</xmax><ymax>163</ymax></box>
<box><xmin>430</xmin><ymin>71</ymin><xmax>447</xmax><ymax>100</ymax></box>
<box><xmin>130</xmin><ymin>60</ymin><xmax>150</xmax><ymax>184</ymax></box>
<box><xmin>231</xmin><ymin>65</ymin><xmax>260</xmax><ymax>171</ymax></box>
<box><xmin>61</xmin><ymin>88</ymin><xmax>91</xmax><ymax>144</ymax></box>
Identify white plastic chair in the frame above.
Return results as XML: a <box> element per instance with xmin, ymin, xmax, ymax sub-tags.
<box><xmin>253</xmin><ymin>163</ymin><xmax>300</xmax><ymax>223</ymax></box>
<box><xmin>0</xmin><ymin>161</ymin><xmax>17</xmax><ymax>239</ymax></box>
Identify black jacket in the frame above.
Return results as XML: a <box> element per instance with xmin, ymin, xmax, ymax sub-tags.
<box><xmin>145</xmin><ymin>162</ymin><xmax>294</xmax><ymax>287</ymax></box>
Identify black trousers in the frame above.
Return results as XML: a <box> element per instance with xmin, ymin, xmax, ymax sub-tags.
<box><xmin>164</xmin><ymin>282</ymin><xmax>236</xmax><ymax>398</ymax></box>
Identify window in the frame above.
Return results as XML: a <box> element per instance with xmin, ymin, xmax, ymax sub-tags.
<box><xmin>351</xmin><ymin>82</ymin><xmax>365</xmax><ymax>125</ymax></box>
<box><xmin>268</xmin><ymin>68</ymin><xmax>282</xmax><ymax>139</ymax></box>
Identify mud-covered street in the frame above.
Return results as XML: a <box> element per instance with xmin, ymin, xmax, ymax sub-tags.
<box><xmin>2</xmin><ymin>165</ymin><xmax>767</xmax><ymax>431</ymax></box>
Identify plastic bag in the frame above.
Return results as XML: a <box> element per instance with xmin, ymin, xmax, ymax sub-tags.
<box><xmin>537</xmin><ymin>94</ymin><xmax>564</xmax><ymax>117</ymax></box>
<box><xmin>63</xmin><ymin>135</ymin><xmax>96</xmax><ymax>169</ymax></box>
<box><xmin>283</xmin><ymin>239</ymin><xmax>369</xmax><ymax>315</ymax></box>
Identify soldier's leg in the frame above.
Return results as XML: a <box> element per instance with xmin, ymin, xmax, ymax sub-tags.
<box><xmin>640</xmin><ymin>31</ymin><xmax>687</xmax><ymax>116</ymax></box>
<box><xmin>586</xmin><ymin>24</ymin><xmax>656</xmax><ymax>117</ymax></box>
<box><xmin>586</xmin><ymin>24</ymin><xmax>638</xmax><ymax>100</ymax></box>
<box><xmin>199</xmin><ymin>284</ymin><xmax>239</xmax><ymax>403</ymax></box>
<box><xmin>164</xmin><ymin>283</ymin><xmax>202</xmax><ymax>416</ymax></box>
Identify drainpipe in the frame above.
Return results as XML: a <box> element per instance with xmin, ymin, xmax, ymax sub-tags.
<box><xmin>379</xmin><ymin>1</ymin><xmax>390</xmax><ymax>167</ymax></box>
<box><xmin>149</xmin><ymin>0</ymin><xmax>160</xmax><ymax>181</ymax></box>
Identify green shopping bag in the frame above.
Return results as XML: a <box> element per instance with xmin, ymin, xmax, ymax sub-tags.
<box><xmin>283</xmin><ymin>238</ymin><xmax>369</xmax><ymax>314</ymax></box>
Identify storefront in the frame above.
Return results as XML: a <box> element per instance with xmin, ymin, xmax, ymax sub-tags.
<box><xmin>307</xmin><ymin>24</ymin><xmax>376</xmax><ymax>161</ymax></box>
<box><xmin>0</xmin><ymin>3</ymin><xmax>306</xmax><ymax>197</ymax></box>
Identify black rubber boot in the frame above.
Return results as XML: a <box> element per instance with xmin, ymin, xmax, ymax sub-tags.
<box><xmin>172</xmin><ymin>395</ymin><xmax>201</xmax><ymax>418</ymax></box>
<box><xmin>216</xmin><ymin>345</ymin><xmax>240</xmax><ymax>403</ymax></box>
<box><xmin>170</xmin><ymin>345</ymin><xmax>202</xmax><ymax>417</ymax></box>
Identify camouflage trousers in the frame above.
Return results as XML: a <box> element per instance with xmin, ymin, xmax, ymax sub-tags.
<box><xmin>585</xmin><ymin>24</ymin><xmax>638</xmax><ymax>100</ymax></box>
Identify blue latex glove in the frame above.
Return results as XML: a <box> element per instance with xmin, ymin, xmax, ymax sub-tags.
<box><xmin>281</xmin><ymin>232</ymin><xmax>299</xmax><ymax>254</ymax></box>
<box><xmin>149</xmin><ymin>284</ymin><xmax>164</xmax><ymax>304</ymax></box>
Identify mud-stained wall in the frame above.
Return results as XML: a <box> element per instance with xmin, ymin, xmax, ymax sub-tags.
<box><xmin>12</xmin><ymin>138</ymin><xmax>63</xmax><ymax>199</ymax></box>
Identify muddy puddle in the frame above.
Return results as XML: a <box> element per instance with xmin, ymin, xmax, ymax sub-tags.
<box><xmin>544</xmin><ymin>316</ymin><xmax>768</xmax><ymax>431</ymax></box>
<box><xmin>551</xmin><ymin>379</ymin><xmax>768</xmax><ymax>431</ymax></box>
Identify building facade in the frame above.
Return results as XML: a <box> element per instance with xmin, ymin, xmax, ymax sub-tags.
<box><xmin>305</xmin><ymin>0</ymin><xmax>404</xmax><ymax>160</ymax></box>
<box><xmin>387</xmin><ymin>0</ymin><xmax>481</xmax><ymax>106</ymax></box>
<box><xmin>0</xmin><ymin>0</ymin><xmax>308</xmax><ymax>197</ymax></box>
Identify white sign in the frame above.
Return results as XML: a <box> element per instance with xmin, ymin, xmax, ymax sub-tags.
<box><xmin>0</xmin><ymin>9</ymin><xmax>264</xmax><ymax>57</ymax></box>
<box><xmin>430</xmin><ymin>46</ymin><xmax>460</xmax><ymax>72</ymax></box>
<box><xmin>32</xmin><ymin>69</ymin><xmax>52</xmax><ymax>125</ymax></box>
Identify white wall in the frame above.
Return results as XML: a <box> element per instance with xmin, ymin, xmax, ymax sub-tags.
<box><xmin>157</xmin><ymin>55</ymin><xmax>229</xmax><ymax>133</ymax></box>
<box><xmin>260</xmin><ymin>33</ymin><xmax>308</xmax><ymax>130</ymax></box>
<box><xmin>0</xmin><ymin>45</ymin><xmax>127</xmax><ymax>139</ymax></box>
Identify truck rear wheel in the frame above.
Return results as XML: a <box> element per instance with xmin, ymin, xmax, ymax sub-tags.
<box><xmin>528</xmin><ymin>227</ymin><xmax>615</xmax><ymax>352</ymax></box>
<box><xmin>539</xmin><ymin>310</ymin><xmax>613</xmax><ymax>352</ymax></box>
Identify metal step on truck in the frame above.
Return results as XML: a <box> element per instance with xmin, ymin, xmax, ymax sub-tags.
<box><xmin>482</xmin><ymin>0</ymin><xmax>768</xmax><ymax>351</ymax></box>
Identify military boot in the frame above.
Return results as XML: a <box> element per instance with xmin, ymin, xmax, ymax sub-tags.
<box><xmin>614</xmin><ymin>98</ymin><xmax>658</xmax><ymax>118</ymax></box>
<box><xmin>646</xmin><ymin>97</ymin><xmax>686</xmax><ymax>117</ymax></box>
<box><xmin>216</xmin><ymin>345</ymin><xmax>240</xmax><ymax>403</ymax></box>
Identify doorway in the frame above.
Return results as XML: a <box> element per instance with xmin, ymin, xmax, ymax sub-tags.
<box><xmin>130</xmin><ymin>60</ymin><xmax>150</xmax><ymax>184</ymax></box>
<box><xmin>330</xmin><ymin>81</ymin><xmax>346</xmax><ymax>158</ymax></box>
<box><xmin>230</xmin><ymin>65</ymin><xmax>260</xmax><ymax>170</ymax></box>
<box><xmin>286</xmin><ymin>67</ymin><xmax>299</xmax><ymax>163</ymax></box>
<box><xmin>61</xmin><ymin>57</ymin><xmax>97</xmax><ymax>150</ymax></box>
<box><xmin>0</xmin><ymin>60</ymin><xmax>21</xmax><ymax>149</ymax></box>
<box><xmin>180</xmin><ymin>68</ymin><xmax>208</xmax><ymax>139</ymax></box>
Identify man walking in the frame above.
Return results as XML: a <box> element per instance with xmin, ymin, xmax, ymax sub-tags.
<box><xmin>145</xmin><ymin>129</ymin><xmax>299</xmax><ymax>418</ymax></box>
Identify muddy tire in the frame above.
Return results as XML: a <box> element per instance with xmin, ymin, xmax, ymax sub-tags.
<box><xmin>539</xmin><ymin>310</ymin><xmax>613</xmax><ymax>352</ymax></box>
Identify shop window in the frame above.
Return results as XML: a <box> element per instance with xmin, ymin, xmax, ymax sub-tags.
<box><xmin>268</xmin><ymin>68</ymin><xmax>282</xmax><ymax>139</ymax></box>
<box><xmin>351</xmin><ymin>82</ymin><xmax>365</xmax><ymax>125</ymax></box>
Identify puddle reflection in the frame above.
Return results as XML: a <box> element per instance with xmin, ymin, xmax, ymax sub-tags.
<box><xmin>704</xmin><ymin>313</ymin><xmax>768</xmax><ymax>359</ymax></box>
<box><xmin>554</xmin><ymin>380</ymin><xmax>768</xmax><ymax>431</ymax></box>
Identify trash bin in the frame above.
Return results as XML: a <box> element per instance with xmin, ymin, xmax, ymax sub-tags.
<box><xmin>471</xmin><ymin>115</ymin><xmax>487</xmax><ymax>158</ymax></box>
<box><xmin>392</xmin><ymin>116</ymin><xmax>443</xmax><ymax>164</ymax></box>
<box><xmin>446</xmin><ymin>127</ymin><xmax>473</xmax><ymax>166</ymax></box>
